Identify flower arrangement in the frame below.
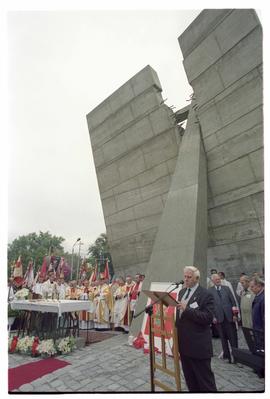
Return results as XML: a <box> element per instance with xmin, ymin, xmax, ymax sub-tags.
<box><xmin>16</xmin><ymin>335</ymin><xmax>35</xmax><ymax>354</ymax></box>
<box><xmin>56</xmin><ymin>336</ymin><xmax>76</xmax><ymax>354</ymax></box>
<box><xmin>37</xmin><ymin>339</ymin><xmax>57</xmax><ymax>356</ymax></box>
<box><xmin>15</xmin><ymin>288</ymin><xmax>29</xmax><ymax>299</ymax></box>
<box><xmin>8</xmin><ymin>336</ymin><xmax>76</xmax><ymax>357</ymax></box>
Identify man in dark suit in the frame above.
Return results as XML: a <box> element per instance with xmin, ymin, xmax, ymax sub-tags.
<box><xmin>249</xmin><ymin>275</ymin><xmax>264</xmax><ymax>350</ymax></box>
<box><xmin>209</xmin><ymin>273</ymin><xmax>238</xmax><ymax>363</ymax></box>
<box><xmin>175</xmin><ymin>265</ymin><xmax>217</xmax><ymax>392</ymax></box>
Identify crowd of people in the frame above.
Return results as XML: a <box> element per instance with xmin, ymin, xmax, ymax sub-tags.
<box><xmin>8</xmin><ymin>271</ymin><xmax>145</xmax><ymax>333</ymax></box>
<box><xmin>206</xmin><ymin>269</ymin><xmax>265</xmax><ymax>363</ymax></box>
<box><xmin>175</xmin><ymin>265</ymin><xmax>265</xmax><ymax>392</ymax></box>
<box><xmin>8</xmin><ymin>261</ymin><xmax>265</xmax><ymax>392</ymax></box>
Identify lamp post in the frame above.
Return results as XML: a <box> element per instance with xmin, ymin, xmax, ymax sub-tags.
<box><xmin>76</xmin><ymin>241</ymin><xmax>84</xmax><ymax>282</ymax></box>
<box><xmin>71</xmin><ymin>238</ymin><xmax>80</xmax><ymax>280</ymax></box>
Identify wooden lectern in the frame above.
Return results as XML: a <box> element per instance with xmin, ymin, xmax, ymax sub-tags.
<box><xmin>143</xmin><ymin>290</ymin><xmax>181</xmax><ymax>392</ymax></box>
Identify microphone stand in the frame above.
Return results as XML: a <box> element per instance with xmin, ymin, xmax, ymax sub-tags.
<box><xmin>133</xmin><ymin>283</ymin><xmax>182</xmax><ymax>392</ymax></box>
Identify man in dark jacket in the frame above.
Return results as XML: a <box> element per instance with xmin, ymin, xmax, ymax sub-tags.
<box><xmin>250</xmin><ymin>276</ymin><xmax>264</xmax><ymax>350</ymax></box>
<box><xmin>209</xmin><ymin>273</ymin><xmax>238</xmax><ymax>363</ymax></box>
<box><xmin>175</xmin><ymin>266</ymin><xmax>217</xmax><ymax>392</ymax></box>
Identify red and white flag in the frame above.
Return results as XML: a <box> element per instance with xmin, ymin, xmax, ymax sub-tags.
<box><xmin>104</xmin><ymin>258</ymin><xmax>110</xmax><ymax>280</ymax></box>
<box><xmin>89</xmin><ymin>262</ymin><xmax>97</xmax><ymax>283</ymax></box>
<box><xmin>58</xmin><ymin>257</ymin><xmax>65</xmax><ymax>278</ymax></box>
<box><xmin>40</xmin><ymin>256</ymin><xmax>48</xmax><ymax>278</ymax></box>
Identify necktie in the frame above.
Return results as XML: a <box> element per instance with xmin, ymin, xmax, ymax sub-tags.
<box><xmin>184</xmin><ymin>288</ymin><xmax>191</xmax><ymax>300</ymax></box>
<box><xmin>217</xmin><ymin>286</ymin><xmax>222</xmax><ymax>298</ymax></box>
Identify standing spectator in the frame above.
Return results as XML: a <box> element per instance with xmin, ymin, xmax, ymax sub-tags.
<box><xmin>129</xmin><ymin>273</ymin><xmax>143</xmax><ymax>319</ymax></box>
<box><xmin>207</xmin><ymin>269</ymin><xmax>219</xmax><ymax>337</ymax></box>
<box><xmin>78</xmin><ymin>279</ymin><xmax>90</xmax><ymax>329</ymax></box>
<box><xmin>175</xmin><ymin>266</ymin><xmax>217</xmax><ymax>392</ymax></box>
<box><xmin>8</xmin><ymin>278</ymin><xmax>15</xmax><ymax>302</ymax></box>
<box><xmin>249</xmin><ymin>276</ymin><xmax>264</xmax><ymax>350</ymax></box>
<box><xmin>125</xmin><ymin>275</ymin><xmax>135</xmax><ymax>327</ymax></box>
<box><xmin>41</xmin><ymin>271</ymin><xmax>57</xmax><ymax>299</ymax></box>
<box><xmin>113</xmin><ymin>277</ymin><xmax>128</xmax><ymax>332</ymax></box>
<box><xmin>209</xmin><ymin>274</ymin><xmax>238</xmax><ymax>363</ymax></box>
<box><xmin>236</xmin><ymin>272</ymin><xmax>247</xmax><ymax>297</ymax></box>
<box><xmin>239</xmin><ymin>275</ymin><xmax>254</xmax><ymax>329</ymax></box>
<box><xmin>56</xmin><ymin>275</ymin><xmax>68</xmax><ymax>299</ymax></box>
<box><xmin>87</xmin><ymin>282</ymin><xmax>97</xmax><ymax>329</ymax></box>
<box><xmin>66</xmin><ymin>280</ymin><xmax>80</xmax><ymax>300</ymax></box>
<box><xmin>94</xmin><ymin>274</ymin><xmax>112</xmax><ymax>330</ymax></box>
<box><xmin>32</xmin><ymin>274</ymin><xmax>45</xmax><ymax>298</ymax></box>
<box><xmin>218</xmin><ymin>271</ymin><xmax>239</xmax><ymax>308</ymax></box>
<box><xmin>207</xmin><ymin>269</ymin><xmax>217</xmax><ymax>289</ymax></box>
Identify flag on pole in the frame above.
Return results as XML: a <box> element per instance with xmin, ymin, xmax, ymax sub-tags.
<box><xmin>40</xmin><ymin>256</ymin><xmax>48</xmax><ymax>278</ymax></box>
<box><xmin>79</xmin><ymin>258</ymin><xmax>88</xmax><ymax>280</ymax></box>
<box><xmin>23</xmin><ymin>260</ymin><xmax>34</xmax><ymax>288</ymax></box>
<box><xmin>89</xmin><ymin>262</ymin><xmax>97</xmax><ymax>284</ymax></box>
<box><xmin>13</xmin><ymin>256</ymin><xmax>24</xmax><ymax>287</ymax></box>
<box><xmin>104</xmin><ymin>258</ymin><xmax>110</xmax><ymax>280</ymax></box>
<box><xmin>58</xmin><ymin>257</ymin><xmax>65</xmax><ymax>278</ymax></box>
<box><xmin>33</xmin><ymin>267</ymin><xmax>41</xmax><ymax>285</ymax></box>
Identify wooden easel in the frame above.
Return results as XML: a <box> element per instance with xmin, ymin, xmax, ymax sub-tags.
<box><xmin>143</xmin><ymin>290</ymin><xmax>181</xmax><ymax>392</ymax></box>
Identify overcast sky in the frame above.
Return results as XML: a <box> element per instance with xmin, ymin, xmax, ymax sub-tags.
<box><xmin>7</xmin><ymin>9</ymin><xmax>203</xmax><ymax>255</ymax></box>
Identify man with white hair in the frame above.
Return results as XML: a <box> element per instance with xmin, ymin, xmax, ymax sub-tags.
<box><xmin>175</xmin><ymin>265</ymin><xmax>217</xmax><ymax>392</ymax></box>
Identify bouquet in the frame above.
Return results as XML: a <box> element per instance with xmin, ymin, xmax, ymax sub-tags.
<box><xmin>37</xmin><ymin>339</ymin><xmax>57</xmax><ymax>356</ymax></box>
<box><xmin>15</xmin><ymin>288</ymin><xmax>29</xmax><ymax>299</ymax></box>
<box><xmin>56</xmin><ymin>336</ymin><xmax>76</xmax><ymax>354</ymax></box>
<box><xmin>17</xmin><ymin>336</ymin><xmax>35</xmax><ymax>354</ymax></box>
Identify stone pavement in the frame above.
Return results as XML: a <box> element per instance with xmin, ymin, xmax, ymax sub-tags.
<box><xmin>9</xmin><ymin>328</ymin><xmax>264</xmax><ymax>393</ymax></box>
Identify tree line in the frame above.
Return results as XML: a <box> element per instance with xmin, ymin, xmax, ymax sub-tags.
<box><xmin>7</xmin><ymin>231</ymin><xmax>113</xmax><ymax>278</ymax></box>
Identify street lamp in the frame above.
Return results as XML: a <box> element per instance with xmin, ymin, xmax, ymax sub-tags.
<box><xmin>76</xmin><ymin>241</ymin><xmax>84</xmax><ymax>282</ymax></box>
<box><xmin>71</xmin><ymin>238</ymin><xmax>80</xmax><ymax>280</ymax></box>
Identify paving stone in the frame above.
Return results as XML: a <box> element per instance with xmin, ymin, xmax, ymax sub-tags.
<box><xmin>49</xmin><ymin>379</ymin><xmax>64</xmax><ymax>388</ymax></box>
<box><xmin>9</xmin><ymin>331</ymin><xmax>264</xmax><ymax>393</ymax></box>
<box><xmin>18</xmin><ymin>383</ymin><xmax>34</xmax><ymax>392</ymax></box>
<box><xmin>107</xmin><ymin>383</ymin><xmax>122</xmax><ymax>390</ymax></box>
<box><xmin>110</xmin><ymin>374</ymin><xmax>123</xmax><ymax>381</ymax></box>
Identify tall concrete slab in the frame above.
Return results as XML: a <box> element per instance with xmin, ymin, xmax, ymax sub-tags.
<box><xmin>86</xmin><ymin>9</ymin><xmax>263</xmax><ymax>304</ymax></box>
<box><xmin>131</xmin><ymin>104</ymin><xmax>208</xmax><ymax>335</ymax></box>
<box><xmin>87</xmin><ymin>66</ymin><xmax>180</xmax><ymax>276</ymax></box>
<box><xmin>179</xmin><ymin>9</ymin><xmax>264</xmax><ymax>283</ymax></box>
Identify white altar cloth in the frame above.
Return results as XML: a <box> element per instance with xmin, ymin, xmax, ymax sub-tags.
<box><xmin>11</xmin><ymin>299</ymin><xmax>92</xmax><ymax>317</ymax></box>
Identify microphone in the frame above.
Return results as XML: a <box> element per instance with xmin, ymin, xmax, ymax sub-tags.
<box><xmin>173</xmin><ymin>280</ymin><xmax>184</xmax><ymax>286</ymax></box>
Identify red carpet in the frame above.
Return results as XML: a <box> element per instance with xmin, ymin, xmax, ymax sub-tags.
<box><xmin>9</xmin><ymin>358</ymin><xmax>70</xmax><ymax>391</ymax></box>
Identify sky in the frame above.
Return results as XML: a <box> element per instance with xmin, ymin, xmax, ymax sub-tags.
<box><xmin>6</xmin><ymin>8</ymin><xmax>202</xmax><ymax>256</ymax></box>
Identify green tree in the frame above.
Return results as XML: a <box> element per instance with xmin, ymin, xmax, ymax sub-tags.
<box><xmin>8</xmin><ymin>231</ymin><xmax>65</xmax><ymax>277</ymax></box>
<box><xmin>87</xmin><ymin>233</ymin><xmax>114</xmax><ymax>277</ymax></box>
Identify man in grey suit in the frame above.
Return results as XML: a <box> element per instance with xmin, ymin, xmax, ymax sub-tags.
<box><xmin>209</xmin><ymin>273</ymin><xmax>238</xmax><ymax>363</ymax></box>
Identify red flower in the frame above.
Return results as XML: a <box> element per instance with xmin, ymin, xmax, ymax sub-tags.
<box><xmin>133</xmin><ymin>332</ymin><xmax>146</xmax><ymax>349</ymax></box>
<box><xmin>31</xmin><ymin>337</ymin><xmax>39</xmax><ymax>356</ymax></box>
<box><xmin>10</xmin><ymin>336</ymin><xmax>19</xmax><ymax>353</ymax></box>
